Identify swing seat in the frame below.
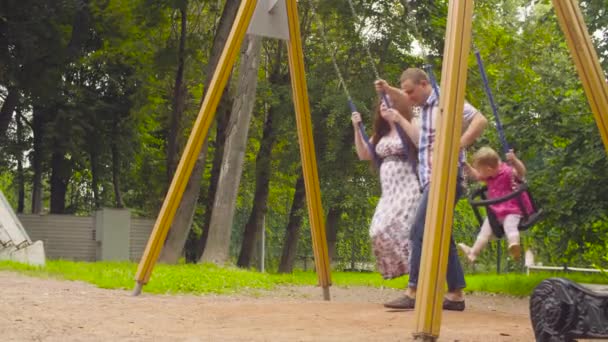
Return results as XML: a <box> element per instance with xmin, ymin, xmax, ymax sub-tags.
<box><xmin>468</xmin><ymin>183</ymin><xmax>543</xmax><ymax>238</ymax></box>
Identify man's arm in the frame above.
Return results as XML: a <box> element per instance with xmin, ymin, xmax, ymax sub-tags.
<box><xmin>385</xmin><ymin>109</ymin><xmax>420</xmax><ymax>147</ymax></box>
<box><xmin>375</xmin><ymin>80</ymin><xmax>413</xmax><ymax>120</ymax></box>
<box><xmin>460</xmin><ymin>112</ymin><xmax>487</xmax><ymax>148</ymax></box>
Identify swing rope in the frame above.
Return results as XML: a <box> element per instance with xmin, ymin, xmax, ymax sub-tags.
<box><xmin>316</xmin><ymin>17</ymin><xmax>355</xmax><ymax>111</ymax></box>
<box><xmin>314</xmin><ymin>12</ymin><xmax>381</xmax><ymax>168</ymax></box>
<box><xmin>315</xmin><ymin>3</ymin><xmax>417</xmax><ymax>169</ymax></box>
<box><xmin>344</xmin><ymin>0</ymin><xmax>395</xmax><ymax>110</ymax></box>
<box><xmin>474</xmin><ymin>48</ymin><xmax>510</xmax><ymax>154</ymax></box>
<box><xmin>345</xmin><ymin>0</ymin><xmax>381</xmax><ymax>81</ymax></box>
<box><xmin>470</xmin><ymin>47</ymin><xmax>543</xmax><ymax>232</ymax></box>
<box><xmin>402</xmin><ymin>1</ymin><xmax>441</xmax><ymax>99</ymax></box>
<box><xmin>425</xmin><ymin>64</ymin><xmax>441</xmax><ymax>100</ymax></box>
<box><xmin>343</xmin><ymin>0</ymin><xmax>414</xmax><ymax>157</ymax></box>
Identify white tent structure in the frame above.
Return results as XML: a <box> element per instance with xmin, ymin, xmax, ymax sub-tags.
<box><xmin>0</xmin><ymin>191</ymin><xmax>45</xmax><ymax>266</ymax></box>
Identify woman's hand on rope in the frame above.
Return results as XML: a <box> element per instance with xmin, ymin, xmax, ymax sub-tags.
<box><xmin>380</xmin><ymin>107</ymin><xmax>402</xmax><ymax>123</ymax></box>
<box><xmin>351</xmin><ymin>112</ymin><xmax>362</xmax><ymax>126</ymax></box>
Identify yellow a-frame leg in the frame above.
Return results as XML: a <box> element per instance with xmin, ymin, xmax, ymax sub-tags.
<box><xmin>553</xmin><ymin>0</ymin><xmax>608</xmax><ymax>154</ymax></box>
<box><xmin>413</xmin><ymin>0</ymin><xmax>474</xmax><ymax>340</ymax></box>
<box><xmin>285</xmin><ymin>0</ymin><xmax>332</xmax><ymax>299</ymax></box>
<box><xmin>414</xmin><ymin>0</ymin><xmax>608</xmax><ymax>340</ymax></box>
<box><xmin>133</xmin><ymin>0</ymin><xmax>331</xmax><ymax>300</ymax></box>
<box><xmin>132</xmin><ymin>0</ymin><xmax>258</xmax><ymax>295</ymax></box>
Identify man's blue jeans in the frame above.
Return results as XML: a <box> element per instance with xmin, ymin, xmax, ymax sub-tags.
<box><xmin>408</xmin><ymin>183</ymin><xmax>466</xmax><ymax>291</ymax></box>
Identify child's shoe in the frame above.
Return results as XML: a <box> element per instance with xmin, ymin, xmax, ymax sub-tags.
<box><xmin>457</xmin><ymin>243</ymin><xmax>477</xmax><ymax>263</ymax></box>
<box><xmin>508</xmin><ymin>243</ymin><xmax>521</xmax><ymax>260</ymax></box>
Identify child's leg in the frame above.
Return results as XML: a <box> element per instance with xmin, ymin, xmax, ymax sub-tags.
<box><xmin>471</xmin><ymin>218</ymin><xmax>494</xmax><ymax>256</ymax></box>
<box><xmin>503</xmin><ymin>214</ymin><xmax>522</xmax><ymax>259</ymax></box>
<box><xmin>458</xmin><ymin>218</ymin><xmax>493</xmax><ymax>262</ymax></box>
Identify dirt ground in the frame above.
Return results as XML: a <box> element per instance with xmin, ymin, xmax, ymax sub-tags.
<box><xmin>0</xmin><ymin>271</ymin><xmax>536</xmax><ymax>341</ymax></box>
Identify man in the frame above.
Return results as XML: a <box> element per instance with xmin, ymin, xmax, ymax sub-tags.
<box><xmin>377</xmin><ymin>67</ymin><xmax>487</xmax><ymax>311</ymax></box>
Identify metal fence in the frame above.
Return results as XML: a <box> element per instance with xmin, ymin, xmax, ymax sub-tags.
<box><xmin>19</xmin><ymin>212</ymin><xmax>154</xmax><ymax>262</ymax></box>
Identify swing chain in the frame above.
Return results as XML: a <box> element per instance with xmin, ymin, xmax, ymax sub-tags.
<box><xmin>345</xmin><ymin>0</ymin><xmax>381</xmax><ymax>81</ymax></box>
<box><xmin>313</xmin><ymin>9</ymin><xmax>354</xmax><ymax>104</ymax></box>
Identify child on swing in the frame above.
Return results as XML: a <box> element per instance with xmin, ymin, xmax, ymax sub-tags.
<box><xmin>458</xmin><ymin>146</ymin><xmax>533</xmax><ymax>262</ymax></box>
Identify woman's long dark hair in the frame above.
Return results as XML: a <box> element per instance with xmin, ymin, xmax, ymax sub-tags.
<box><xmin>370</xmin><ymin>98</ymin><xmax>414</xmax><ymax>146</ymax></box>
<box><xmin>371</xmin><ymin>100</ymin><xmax>390</xmax><ymax>146</ymax></box>
<box><xmin>368</xmin><ymin>98</ymin><xmax>418</xmax><ymax>172</ymax></box>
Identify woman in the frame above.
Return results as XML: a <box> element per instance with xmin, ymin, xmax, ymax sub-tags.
<box><xmin>351</xmin><ymin>95</ymin><xmax>421</xmax><ymax>279</ymax></box>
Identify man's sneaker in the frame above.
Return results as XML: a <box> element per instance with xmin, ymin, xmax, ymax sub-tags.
<box><xmin>383</xmin><ymin>295</ymin><xmax>416</xmax><ymax>309</ymax></box>
<box><xmin>442</xmin><ymin>298</ymin><xmax>465</xmax><ymax>311</ymax></box>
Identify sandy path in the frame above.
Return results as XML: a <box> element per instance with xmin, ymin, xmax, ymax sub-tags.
<box><xmin>0</xmin><ymin>272</ymin><xmax>534</xmax><ymax>341</ymax></box>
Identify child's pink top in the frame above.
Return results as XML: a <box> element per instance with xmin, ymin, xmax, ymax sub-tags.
<box><xmin>485</xmin><ymin>163</ymin><xmax>534</xmax><ymax>220</ymax></box>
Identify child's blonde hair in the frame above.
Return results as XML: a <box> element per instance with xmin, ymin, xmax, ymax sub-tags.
<box><xmin>472</xmin><ymin>146</ymin><xmax>500</xmax><ymax>168</ymax></box>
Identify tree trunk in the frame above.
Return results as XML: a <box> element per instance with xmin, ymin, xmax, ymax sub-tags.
<box><xmin>182</xmin><ymin>87</ymin><xmax>234</xmax><ymax>263</ymax></box>
<box><xmin>110</xmin><ymin>108</ymin><xmax>124</xmax><ymax>209</ymax></box>
<box><xmin>199</xmin><ymin>35</ymin><xmax>263</xmax><ymax>264</ymax></box>
<box><xmin>326</xmin><ymin>206</ymin><xmax>342</xmax><ymax>263</ymax></box>
<box><xmin>0</xmin><ymin>87</ymin><xmax>18</xmax><ymax>138</ymax></box>
<box><xmin>49</xmin><ymin>150</ymin><xmax>70</xmax><ymax>214</ymax></box>
<box><xmin>236</xmin><ymin>106</ymin><xmax>276</xmax><ymax>268</ymax></box>
<box><xmin>189</xmin><ymin>89</ymin><xmax>232</xmax><ymax>261</ymax></box>
<box><xmin>159</xmin><ymin>142</ymin><xmax>208</xmax><ymax>263</ymax></box>
<box><xmin>167</xmin><ymin>2</ymin><xmax>188</xmax><ymax>182</ymax></box>
<box><xmin>198</xmin><ymin>0</ymin><xmax>240</xmax><ymax>107</ymax></box>
<box><xmin>31</xmin><ymin>106</ymin><xmax>44</xmax><ymax>214</ymax></box>
<box><xmin>236</xmin><ymin>41</ymin><xmax>283</xmax><ymax>268</ymax></box>
<box><xmin>90</xmin><ymin>145</ymin><xmax>101</xmax><ymax>209</ymax></box>
<box><xmin>236</xmin><ymin>76</ymin><xmax>283</xmax><ymax>267</ymax></box>
<box><xmin>111</xmin><ymin>126</ymin><xmax>124</xmax><ymax>209</ymax></box>
<box><xmin>16</xmin><ymin>111</ymin><xmax>25</xmax><ymax>213</ymax></box>
<box><xmin>159</xmin><ymin>0</ymin><xmax>240</xmax><ymax>263</ymax></box>
<box><xmin>278</xmin><ymin>174</ymin><xmax>306</xmax><ymax>273</ymax></box>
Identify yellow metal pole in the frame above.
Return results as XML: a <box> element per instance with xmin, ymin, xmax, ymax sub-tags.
<box><xmin>552</xmin><ymin>0</ymin><xmax>608</xmax><ymax>154</ymax></box>
<box><xmin>285</xmin><ymin>0</ymin><xmax>332</xmax><ymax>300</ymax></box>
<box><xmin>413</xmin><ymin>0</ymin><xmax>474</xmax><ymax>340</ymax></box>
<box><xmin>132</xmin><ymin>0</ymin><xmax>259</xmax><ymax>295</ymax></box>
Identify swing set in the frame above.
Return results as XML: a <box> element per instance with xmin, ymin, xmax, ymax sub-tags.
<box><xmin>314</xmin><ymin>1</ymin><xmax>416</xmax><ymax>170</ymax></box>
<box><xmin>327</xmin><ymin>0</ymin><xmax>542</xmax><ymax>242</ymax></box>
<box><xmin>468</xmin><ymin>49</ymin><xmax>543</xmax><ymax>239</ymax></box>
<box><xmin>131</xmin><ymin>1</ymin><xmax>608</xmax><ymax>341</ymax></box>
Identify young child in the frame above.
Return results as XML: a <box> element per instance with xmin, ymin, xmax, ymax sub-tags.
<box><xmin>458</xmin><ymin>146</ymin><xmax>533</xmax><ymax>262</ymax></box>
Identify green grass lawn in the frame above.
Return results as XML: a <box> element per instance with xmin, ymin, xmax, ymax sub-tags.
<box><xmin>1</xmin><ymin>260</ymin><xmax>606</xmax><ymax>297</ymax></box>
